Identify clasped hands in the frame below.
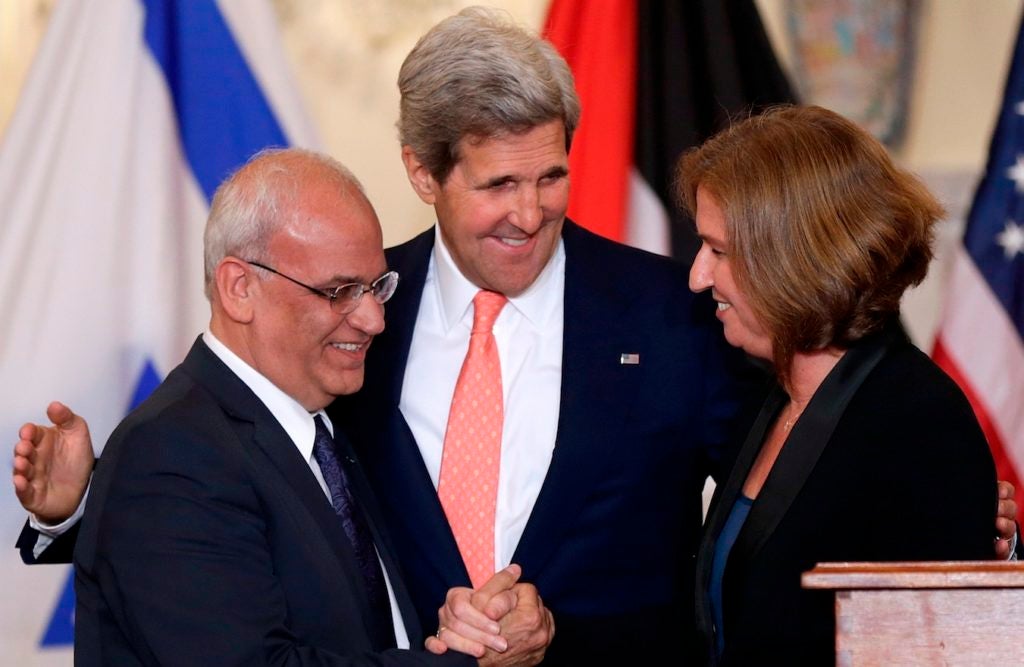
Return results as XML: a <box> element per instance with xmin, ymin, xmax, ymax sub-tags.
<box><xmin>426</xmin><ymin>564</ymin><xmax>554</xmax><ymax>666</ymax></box>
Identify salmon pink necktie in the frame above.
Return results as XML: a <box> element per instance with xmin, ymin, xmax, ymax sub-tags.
<box><xmin>438</xmin><ymin>289</ymin><xmax>507</xmax><ymax>588</ymax></box>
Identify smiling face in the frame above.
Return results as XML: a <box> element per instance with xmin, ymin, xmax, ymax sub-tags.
<box><xmin>244</xmin><ymin>179</ymin><xmax>388</xmax><ymax>410</ymax></box>
<box><xmin>689</xmin><ymin>187</ymin><xmax>773</xmax><ymax>361</ymax></box>
<box><xmin>404</xmin><ymin>119</ymin><xmax>570</xmax><ymax>296</ymax></box>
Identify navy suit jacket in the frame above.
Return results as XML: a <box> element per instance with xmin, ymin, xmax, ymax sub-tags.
<box><xmin>73</xmin><ymin>338</ymin><xmax>473</xmax><ymax>666</ymax></box>
<box><xmin>694</xmin><ymin>327</ymin><xmax>997</xmax><ymax>665</ymax></box>
<box><xmin>331</xmin><ymin>221</ymin><xmax>748</xmax><ymax>664</ymax></box>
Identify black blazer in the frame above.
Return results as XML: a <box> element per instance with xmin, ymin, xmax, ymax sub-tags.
<box><xmin>73</xmin><ymin>338</ymin><xmax>472</xmax><ymax>666</ymax></box>
<box><xmin>332</xmin><ymin>221</ymin><xmax>751</xmax><ymax>664</ymax></box>
<box><xmin>694</xmin><ymin>328</ymin><xmax>997</xmax><ymax>665</ymax></box>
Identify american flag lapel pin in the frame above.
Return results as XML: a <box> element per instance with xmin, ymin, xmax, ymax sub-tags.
<box><xmin>620</xmin><ymin>353</ymin><xmax>640</xmax><ymax>365</ymax></box>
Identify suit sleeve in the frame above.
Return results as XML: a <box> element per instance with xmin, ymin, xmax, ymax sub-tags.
<box><xmin>853</xmin><ymin>372</ymin><xmax>997</xmax><ymax>562</ymax></box>
<box><xmin>75</xmin><ymin>418</ymin><xmax>472</xmax><ymax>667</ymax></box>
<box><xmin>16</xmin><ymin>519</ymin><xmax>80</xmax><ymax>564</ymax></box>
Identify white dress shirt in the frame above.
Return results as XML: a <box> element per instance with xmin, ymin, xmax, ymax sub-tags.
<box><xmin>202</xmin><ymin>331</ymin><xmax>409</xmax><ymax>648</ymax></box>
<box><xmin>400</xmin><ymin>226</ymin><xmax>564</xmax><ymax>569</ymax></box>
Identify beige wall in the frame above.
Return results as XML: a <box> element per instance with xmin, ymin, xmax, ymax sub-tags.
<box><xmin>270</xmin><ymin>0</ymin><xmax>547</xmax><ymax>246</ymax></box>
<box><xmin>2</xmin><ymin>0</ymin><xmax>1021</xmax><ymax>344</ymax></box>
<box><xmin>0</xmin><ymin>1</ymin><xmax>54</xmax><ymax>139</ymax></box>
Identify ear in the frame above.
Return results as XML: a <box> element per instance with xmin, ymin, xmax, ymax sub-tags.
<box><xmin>213</xmin><ymin>257</ymin><xmax>256</xmax><ymax>324</ymax></box>
<box><xmin>401</xmin><ymin>145</ymin><xmax>438</xmax><ymax>205</ymax></box>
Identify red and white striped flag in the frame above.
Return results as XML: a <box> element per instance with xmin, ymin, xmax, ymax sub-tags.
<box><xmin>934</xmin><ymin>17</ymin><xmax>1024</xmax><ymax>514</ymax></box>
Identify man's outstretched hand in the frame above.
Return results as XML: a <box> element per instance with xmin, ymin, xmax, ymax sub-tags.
<box><xmin>12</xmin><ymin>401</ymin><xmax>95</xmax><ymax>524</ymax></box>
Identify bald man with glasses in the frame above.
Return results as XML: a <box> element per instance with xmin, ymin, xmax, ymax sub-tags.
<box><xmin>35</xmin><ymin>148</ymin><xmax>552</xmax><ymax>666</ymax></box>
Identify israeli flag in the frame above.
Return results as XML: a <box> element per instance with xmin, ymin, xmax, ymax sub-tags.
<box><xmin>0</xmin><ymin>0</ymin><xmax>319</xmax><ymax>660</ymax></box>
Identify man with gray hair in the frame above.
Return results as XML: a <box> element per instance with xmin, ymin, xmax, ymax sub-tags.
<box><xmin>332</xmin><ymin>8</ymin><xmax>743</xmax><ymax>663</ymax></box>
<box><xmin>69</xmin><ymin>147</ymin><xmax>551</xmax><ymax>665</ymax></box>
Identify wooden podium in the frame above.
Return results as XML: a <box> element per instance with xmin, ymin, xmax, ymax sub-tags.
<box><xmin>802</xmin><ymin>561</ymin><xmax>1024</xmax><ymax>665</ymax></box>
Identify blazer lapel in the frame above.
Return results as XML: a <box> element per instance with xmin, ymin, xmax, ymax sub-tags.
<box><xmin>374</xmin><ymin>229</ymin><xmax>434</xmax><ymax>406</ymax></box>
<box><xmin>369</xmin><ymin>412</ymin><xmax>471</xmax><ymax>588</ymax></box>
<box><xmin>732</xmin><ymin>329</ymin><xmax>894</xmax><ymax>562</ymax></box>
<box><xmin>355</xmin><ymin>229</ymin><xmax>472</xmax><ymax>588</ymax></box>
<box><xmin>331</xmin><ymin>428</ymin><xmax>428</xmax><ymax>640</ymax></box>
<box><xmin>512</xmin><ymin>222</ymin><xmax>643</xmax><ymax>576</ymax></box>
<box><xmin>694</xmin><ymin>386</ymin><xmax>786</xmax><ymax>644</ymax></box>
<box><xmin>182</xmin><ymin>339</ymin><xmax>380</xmax><ymax>640</ymax></box>
<box><xmin>703</xmin><ymin>388</ymin><xmax>787</xmax><ymax>554</ymax></box>
<box><xmin>249</xmin><ymin>412</ymin><xmax>368</xmax><ymax>570</ymax></box>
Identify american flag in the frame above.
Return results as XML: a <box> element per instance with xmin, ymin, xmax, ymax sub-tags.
<box><xmin>933</xmin><ymin>16</ymin><xmax>1024</xmax><ymax>513</ymax></box>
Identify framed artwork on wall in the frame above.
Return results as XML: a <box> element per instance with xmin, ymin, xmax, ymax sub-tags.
<box><xmin>786</xmin><ymin>0</ymin><xmax>920</xmax><ymax>146</ymax></box>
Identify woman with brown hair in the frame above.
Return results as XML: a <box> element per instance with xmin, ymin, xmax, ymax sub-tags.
<box><xmin>678</xmin><ymin>105</ymin><xmax>996</xmax><ymax>665</ymax></box>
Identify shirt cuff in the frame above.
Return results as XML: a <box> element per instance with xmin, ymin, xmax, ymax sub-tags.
<box><xmin>27</xmin><ymin>481</ymin><xmax>90</xmax><ymax>558</ymax></box>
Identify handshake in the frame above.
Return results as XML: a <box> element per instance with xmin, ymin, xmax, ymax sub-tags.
<box><xmin>428</xmin><ymin>564</ymin><xmax>554</xmax><ymax>666</ymax></box>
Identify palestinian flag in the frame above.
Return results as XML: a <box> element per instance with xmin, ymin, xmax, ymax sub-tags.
<box><xmin>543</xmin><ymin>0</ymin><xmax>796</xmax><ymax>261</ymax></box>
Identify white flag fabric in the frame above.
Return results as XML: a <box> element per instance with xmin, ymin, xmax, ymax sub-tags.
<box><xmin>0</xmin><ymin>0</ymin><xmax>318</xmax><ymax>660</ymax></box>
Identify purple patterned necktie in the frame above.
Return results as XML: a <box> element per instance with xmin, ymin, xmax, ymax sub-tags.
<box><xmin>311</xmin><ymin>415</ymin><xmax>395</xmax><ymax>649</ymax></box>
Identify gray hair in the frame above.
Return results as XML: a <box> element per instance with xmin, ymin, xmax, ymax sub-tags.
<box><xmin>203</xmin><ymin>147</ymin><xmax>365</xmax><ymax>299</ymax></box>
<box><xmin>398</xmin><ymin>6</ymin><xmax>581</xmax><ymax>183</ymax></box>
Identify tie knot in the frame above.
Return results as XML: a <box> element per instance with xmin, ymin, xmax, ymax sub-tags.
<box><xmin>313</xmin><ymin>413</ymin><xmax>330</xmax><ymax>437</ymax></box>
<box><xmin>472</xmin><ymin>290</ymin><xmax>507</xmax><ymax>333</ymax></box>
<box><xmin>312</xmin><ymin>414</ymin><xmax>334</xmax><ymax>454</ymax></box>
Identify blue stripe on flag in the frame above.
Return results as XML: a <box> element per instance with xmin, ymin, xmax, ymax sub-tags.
<box><xmin>38</xmin><ymin>2</ymin><xmax>294</xmax><ymax>648</ymax></box>
<box><xmin>39</xmin><ymin>569</ymin><xmax>75</xmax><ymax>647</ymax></box>
<box><xmin>963</xmin><ymin>12</ymin><xmax>1024</xmax><ymax>337</ymax></box>
<box><xmin>129</xmin><ymin>358</ymin><xmax>163</xmax><ymax>410</ymax></box>
<box><xmin>141</xmin><ymin>0</ymin><xmax>290</xmax><ymax>202</ymax></box>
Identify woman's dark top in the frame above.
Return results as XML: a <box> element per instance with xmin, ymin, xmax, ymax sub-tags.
<box><xmin>709</xmin><ymin>494</ymin><xmax>753</xmax><ymax>657</ymax></box>
<box><xmin>694</xmin><ymin>326</ymin><xmax>997</xmax><ymax>665</ymax></box>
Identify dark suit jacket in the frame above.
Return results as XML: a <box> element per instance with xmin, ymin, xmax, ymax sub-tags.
<box><xmin>331</xmin><ymin>221</ymin><xmax>748</xmax><ymax>664</ymax></box>
<box><xmin>694</xmin><ymin>327</ymin><xmax>997</xmax><ymax>666</ymax></box>
<box><xmin>73</xmin><ymin>338</ymin><xmax>473</xmax><ymax>666</ymax></box>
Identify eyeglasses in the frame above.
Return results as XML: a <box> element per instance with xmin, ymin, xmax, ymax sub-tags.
<box><xmin>245</xmin><ymin>260</ymin><xmax>399</xmax><ymax>314</ymax></box>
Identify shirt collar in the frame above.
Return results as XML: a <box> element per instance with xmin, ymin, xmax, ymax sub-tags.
<box><xmin>202</xmin><ymin>330</ymin><xmax>333</xmax><ymax>462</ymax></box>
<box><xmin>430</xmin><ymin>224</ymin><xmax>565</xmax><ymax>332</ymax></box>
